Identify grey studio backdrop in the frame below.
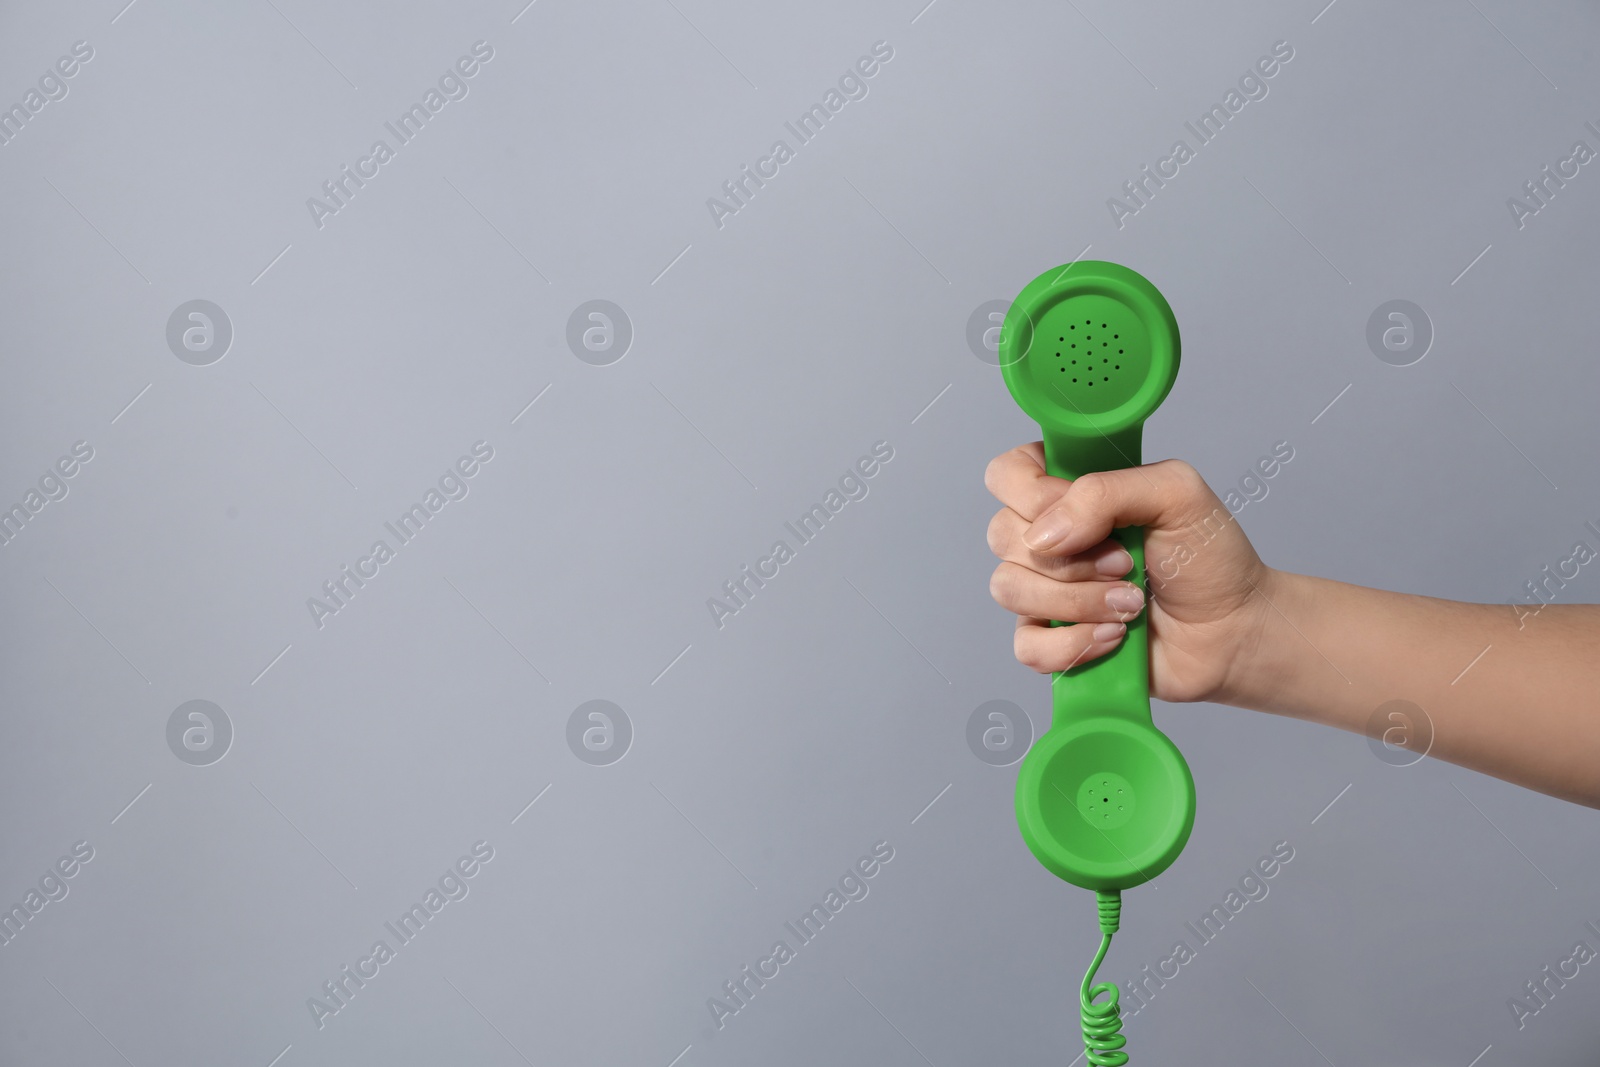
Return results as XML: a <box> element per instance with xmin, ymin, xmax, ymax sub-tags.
<box><xmin>1</xmin><ymin>0</ymin><xmax>1597</xmax><ymax>1064</ymax></box>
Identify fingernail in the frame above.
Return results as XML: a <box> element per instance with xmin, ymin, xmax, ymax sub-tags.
<box><xmin>1024</xmin><ymin>512</ymin><xmax>1072</xmax><ymax>551</ymax></box>
<box><xmin>1095</xmin><ymin>549</ymin><xmax>1133</xmax><ymax>576</ymax></box>
<box><xmin>1105</xmin><ymin>585</ymin><xmax>1144</xmax><ymax>613</ymax></box>
<box><xmin>1091</xmin><ymin>622</ymin><xmax>1126</xmax><ymax>643</ymax></box>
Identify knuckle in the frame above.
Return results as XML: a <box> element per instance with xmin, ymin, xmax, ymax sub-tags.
<box><xmin>1158</xmin><ymin>458</ymin><xmax>1207</xmax><ymax>498</ymax></box>
<box><xmin>984</xmin><ymin>447</ymin><xmax>1028</xmax><ymax>497</ymax></box>
<box><xmin>993</xmin><ymin>565</ymin><xmax>1040</xmax><ymax>612</ymax></box>
<box><xmin>1154</xmin><ymin>458</ymin><xmax>1224</xmax><ymax>528</ymax></box>
<box><xmin>1013</xmin><ymin>630</ymin><xmax>1039</xmax><ymax>668</ymax></box>
<box><xmin>986</xmin><ymin>510</ymin><xmax>1011</xmax><ymax>557</ymax></box>
<box><xmin>988</xmin><ymin>565</ymin><xmax>1016</xmax><ymax>607</ymax></box>
<box><xmin>983</xmin><ymin>454</ymin><xmax>1005</xmax><ymax>496</ymax></box>
<box><xmin>1014</xmin><ymin>631</ymin><xmax>1054</xmax><ymax>674</ymax></box>
<box><xmin>1069</xmin><ymin>470</ymin><xmax>1112</xmax><ymax>511</ymax></box>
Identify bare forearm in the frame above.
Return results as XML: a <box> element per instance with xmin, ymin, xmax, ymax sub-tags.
<box><xmin>1223</xmin><ymin>570</ymin><xmax>1600</xmax><ymax>807</ymax></box>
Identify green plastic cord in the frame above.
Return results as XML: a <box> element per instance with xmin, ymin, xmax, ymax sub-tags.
<box><xmin>1079</xmin><ymin>890</ymin><xmax>1126</xmax><ymax>1066</ymax></box>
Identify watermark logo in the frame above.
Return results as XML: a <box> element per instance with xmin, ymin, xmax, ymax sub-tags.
<box><xmin>166</xmin><ymin>700</ymin><xmax>232</xmax><ymax>766</ymax></box>
<box><xmin>0</xmin><ymin>440</ymin><xmax>94</xmax><ymax>549</ymax></box>
<box><xmin>305</xmin><ymin>42</ymin><xmax>495</xmax><ymax>230</ymax></box>
<box><xmin>707</xmin><ymin>441</ymin><xmax>894</xmax><ymax>630</ymax></box>
<box><xmin>1148</xmin><ymin>441</ymin><xmax>1294</xmax><ymax>590</ymax></box>
<box><xmin>306</xmin><ymin>441</ymin><xmax>495</xmax><ymax>630</ymax></box>
<box><xmin>1365</xmin><ymin>300</ymin><xmax>1431</xmax><ymax>367</ymax></box>
<box><xmin>1507</xmin><ymin>123</ymin><xmax>1600</xmax><ymax>231</ymax></box>
<box><xmin>705</xmin><ymin>42</ymin><xmax>895</xmax><ymax>231</ymax></box>
<box><xmin>1218</xmin><ymin>440</ymin><xmax>1295</xmax><ymax>515</ymax></box>
<box><xmin>166</xmin><ymin>300</ymin><xmax>233</xmax><ymax>366</ymax></box>
<box><xmin>1366</xmin><ymin>699</ymin><xmax>1433</xmax><ymax>767</ymax></box>
<box><xmin>705</xmin><ymin>841</ymin><xmax>894</xmax><ymax>1032</ymax></box>
<box><xmin>1509</xmin><ymin>521</ymin><xmax>1600</xmax><ymax>630</ymax></box>
<box><xmin>1108</xmin><ymin>40</ymin><xmax>1295</xmax><ymax>229</ymax></box>
<box><xmin>1118</xmin><ymin>840</ymin><xmax>1295</xmax><ymax>1016</ymax></box>
<box><xmin>306</xmin><ymin>840</ymin><xmax>495</xmax><ymax>1029</ymax></box>
<box><xmin>566</xmin><ymin>300</ymin><xmax>633</xmax><ymax>366</ymax></box>
<box><xmin>0</xmin><ymin>841</ymin><xmax>94</xmax><ymax>949</ymax></box>
<box><xmin>966</xmin><ymin>699</ymin><xmax>1032</xmax><ymax>766</ymax></box>
<box><xmin>0</xmin><ymin>40</ymin><xmax>94</xmax><ymax>149</ymax></box>
<box><xmin>567</xmin><ymin>699</ymin><xmax>631</xmax><ymax>765</ymax></box>
<box><xmin>1507</xmin><ymin>918</ymin><xmax>1600</xmax><ymax>1030</ymax></box>
<box><xmin>965</xmin><ymin>300</ymin><xmax>1013</xmax><ymax>365</ymax></box>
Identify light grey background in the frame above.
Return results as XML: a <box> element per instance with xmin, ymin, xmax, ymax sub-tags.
<box><xmin>1</xmin><ymin>0</ymin><xmax>1597</xmax><ymax>1064</ymax></box>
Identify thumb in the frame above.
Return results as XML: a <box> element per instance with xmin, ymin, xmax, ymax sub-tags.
<box><xmin>1021</xmin><ymin>459</ymin><xmax>1217</xmax><ymax>557</ymax></box>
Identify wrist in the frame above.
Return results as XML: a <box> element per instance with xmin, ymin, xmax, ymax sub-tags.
<box><xmin>1212</xmin><ymin>565</ymin><xmax>1305</xmax><ymax>712</ymax></box>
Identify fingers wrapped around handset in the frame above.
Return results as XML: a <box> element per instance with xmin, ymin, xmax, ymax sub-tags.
<box><xmin>1011</xmin><ymin>614</ymin><xmax>1128</xmax><ymax>674</ymax></box>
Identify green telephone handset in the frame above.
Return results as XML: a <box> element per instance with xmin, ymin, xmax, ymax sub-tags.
<box><xmin>997</xmin><ymin>261</ymin><xmax>1196</xmax><ymax>1066</ymax></box>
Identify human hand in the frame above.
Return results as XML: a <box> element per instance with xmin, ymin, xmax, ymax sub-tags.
<box><xmin>985</xmin><ymin>443</ymin><xmax>1275</xmax><ymax>704</ymax></box>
